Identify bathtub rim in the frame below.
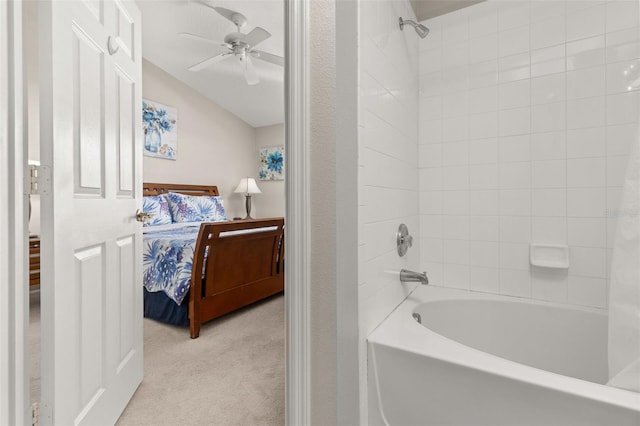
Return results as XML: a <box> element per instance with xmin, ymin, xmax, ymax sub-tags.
<box><xmin>367</xmin><ymin>285</ymin><xmax>640</xmax><ymax>413</ymax></box>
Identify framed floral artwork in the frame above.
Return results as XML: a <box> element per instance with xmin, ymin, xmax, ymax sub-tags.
<box><xmin>142</xmin><ymin>99</ymin><xmax>177</xmax><ymax>160</ymax></box>
<box><xmin>259</xmin><ymin>146</ymin><xmax>284</xmax><ymax>181</ymax></box>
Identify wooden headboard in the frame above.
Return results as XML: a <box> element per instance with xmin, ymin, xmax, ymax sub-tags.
<box><xmin>143</xmin><ymin>182</ymin><xmax>219</xmax><ymax>196</ymax></box>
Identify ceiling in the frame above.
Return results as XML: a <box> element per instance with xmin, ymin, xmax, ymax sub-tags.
<box><xmin>139</xmin><ymin>0</ymin><xmax>284</xmax><ymax>128</ymax></box>
<box><xmin>138</xmin><ymin>1</ymin><xmax>479</xmax><ymax>128</ymax></box>
<box><xmin>410</xmin><ymin>0</ymin><xmax>485</xmax><ymax>21</ymax></box>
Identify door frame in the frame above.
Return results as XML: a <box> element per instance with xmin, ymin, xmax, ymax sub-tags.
<box><xmin>2</xmin><ymin>0</ymin><xmax>315</xmax><ymax>424</ymax></box>
<box><xmin>0</xmin><ymin>0</ymin><xmax>29</xmax><ymax>425</ymax></box>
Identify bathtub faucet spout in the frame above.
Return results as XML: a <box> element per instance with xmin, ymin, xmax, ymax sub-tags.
<box><xmin>400</xmin><ymin>269</ymin><xmax>429</xmax><ymax>285</ymax></box>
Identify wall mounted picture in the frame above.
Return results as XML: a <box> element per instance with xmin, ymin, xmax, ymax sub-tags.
<box><xmin>259</xmin><ymin>146</ymin><xmax>285</xmax><ymax>181</ymax></box>
<box><xmin>143</xmin><ymin>99</ymin><xmax>177</xmax><ymax>160</ymax></box>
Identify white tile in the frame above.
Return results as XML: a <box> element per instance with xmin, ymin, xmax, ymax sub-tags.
<box><xmin>421</xmin><ymin>215</ymin><xmax>443</xmax><ymax>239</ymax></box>
<box><xmin>499</xmin><ymin>26</ymin><xmax>530</xmax><ymax>57</ymax></box>
<box><xmin>567</xmin><ymin>158</ymin><xmax>606</xmax><ymax>188</ymax></box>
<box><xmin>469</xmin><ymin>59</ymin><xmax>499</xmax><ymax>89</ymax></box>
<box><xmin>469</xmin><ymin>138</ymin><xmax>499</xmax><ymax>164</ymax></box>
<box><xmin>443</xmin><ymin>190</ymin><xmax>469</xmax><ymax>215</ymax></box>
<box><xmin>566</xmin><ymin>66</ymin><xmax>606</xmax><ymax>99</ymax></box>
<box><xmin>469</xmin><ymin>216</ymin><xmax>500</xmax><ymax>241</ymax></box>
<box><xmin>442</xmin><ymin>92</ymin><xmax>468</xmax><ymax>118</ymax></box>
<box><xmin>531</xmin><ymin>45</ymin><xmax>566</xmax><ymax>77</ymax></box>
<box><xmin>423</xmin><ymin>238</ymin><xmax>444</xmax><ymax>263</ymax></box>
<box><xmin>568</xmin><ymin>276</ymin><xmax>607</xmax><ymax>308</ymax></box>
<box><xmin>443</xmin><ymin>215</ymin><xmax>469</xmax><ymax>240</ymax></box>
<box><xmin>532</xmin><ymin>189</ymin><xmax>567</xmax><ymax>217</ymax></box>
<box><xmin>607</xmin><ymin>156</ymin><xmax>629</xmax><ymax>187</ymax></box>
<box><xmin>531</xmin><ymin>73</ymin><xmax>566</xmax><ymax>105</ymax></box>
<box><xmin>566</xmin><ymin>1</ymin><xmax>605</xmax><ymax>14</ymax></box>
<box><xmin>531</xmin><ymin>132</ymin><xmax>567</xmax><ymax>160</ymax></box>
<box><xmin>499</xmin><ymin>53</ymin><xmax>531</xmax><ymax>83</ymax></box>
<box><xmin>606</xmin><ymin>0</ymin><xmax>639</xmax><ymax>33</ymax></box>
<box><xmin>469</xmin><ymin>4</ymin><xmax>498</xmax><ymax>38</ymax></box>
<box><xmin>566</xmin><ymin>127</ymin><xmax>606</xmax><ymax>158</ymax></box>
<box><xmin>568</xmin><ymin>217</ymin><xmax>607</xmax><ymax>247</ymax></box>
<box><xmin>469</xmin><ymin>190</ymin><xmax>499</xmax><ymax>216</ymax></box>
<box><xmin>500</xmin><ymin>162</ymin><xmax>531</xmax><ymax>189</ymax></box>
<box><xmin>500</xmin><ymin>269</ymin><xmax>532</xmax><ymax>297</ymax></box>
<box><xmin>469</xmin><ymin>33</ymin><xmax>498</xmax><ymax>64</ymax></box>
<box><xmin>423</xmin><ymin>262</ymin><xmax>443</xmax><ymax>286</ymax></box>
<box><xmin>442</xmin><ymin>116</ymin><xmax>468</xmax><ymax>142</ymax></box>
<box><xmin>420</xmin><ymin>119</ymin><xmax>443</xmax><ymax>145</ymax></box>
<box><xmin>420</xmin><ymin>71</ymin><xmax>444</xmax><ymax>98</ymax></box>
<box><xmin>500</xmin><ymin>216</ymin><xmax>531</xmax><ymax>243</ymax></box>
<box><xmin>499</xmin><ymin>135</ymin><xmax>530</xmax><ymax>163</ymax></box>
<box><xmin>607</xmin><ymin>218</ymin><xmax>618</xmax><ymax>249</ymax></box>
<box><xmin>420</xmin><ymin>47</ymin><xmax>442</xmax><ymax>74</ymax></box>
<box><xmin>470</xmin><ymin>164</ymin><xmax>499</xmax><ymax>190</ymax></box>
<box><xmin>606</xmin><ymin>27</ymin><xmax>640</xmax><ymax>63</ymax></box>
<box><xmin>470</xmin><ymin>267</ymin><xmax>500</xmax><ymax>293</ymax></box>
<box><xmin>420</xmin><ymin>96</ymin><xmax>442</xmax><ymax>121</ymax></box>
<box><xmin>532</xmin><ymin>217</ymin><xmax>568</xmax><ymax>243</ymax></box>
<box><xmin>442</xmin><ymin>41</ymin><xmax>469</xmax><ymax>70</ymax></box>
<box><xmin>567</xmin><ymin>96</ymin><xmax>606</xmax><ymax>129</ymax></box>
<box><xmin>469</xmin><ymin>241</ymin><xmax>499</xmax><ymax>267</ymax></box>
<box><xmin>606</xmin><ymin>92</ymin><xmax>639</xmax><ymax>125</ymax></box>
<box><xmin>567</xmin><ymin>188</ymin><xmax>607</xmax><ymax>217</ymax></box>
<box><xmin>420</xmin><ymin>190</ymin><xmax>443</xmax><ymax>215</ymax></box>
<box><xmin>531</xmin><ymin>1</ymin><xmax>565</xmax><ymax>23</ymax></box>
<box><xmin>500</xmin><ymin>189</ymin><xmax>531</xmax><ymax>216</ymax></box>
<box><xmin>606</xmin><ymin>60</ymin><xmax>640</xmax><ymax>95</ymax></box>
<box><xmin>499</xmin><ymin>80</ymin><xmax>530</xmax><ymax>110</ymax></box>
<box><xmin>443</xmin><ymin>263</ymin><xmax>470</xmax><ymax>289</ymax></box>
<box><xmin>419</xmin><ymin>144</ymin><xmax>442</xmax><ymax>168</ymax></box>
<box><xmin>532</xmin><ymin>270</ymin><xmax>568</xmax><ymax>303</ymax></box>
<box><xmin>607</xmin><ymin>124</ymin><xmax>636</xmax><ymax>156</ymax></box>
<box><xmin>570</xmin><ymin>247</ymin><xmax>607</xmax><ymax>278</ymax></box>
<box><xmin>442</xmin><ymin>66</ymin><xmax>470</xmax><ymax>93</ymax></box>
<box><xmin>567</xmin><ymin>36</ymin><xmax>606</xmax><ymax>73</ymax></box>
<box><xmin>532</xmin><ymin>102</ymin><xmax>566</xmax><ymax>133</ymax></box>
<box><xmin>500</xmin><ymin>242</ymin><xmax>531</xmax><ymax>270</ymax></box>
<box><xmin>420</xmin><ymin>167</ymin><xmax>442</xmax><ymax>191</ymax></box>
<box><xmin>442</xmin><ymin>165</ymin><xmax>469</xmax><ymax>191</ymax></box>
<box><xmin>468</xmin><ymin>111</ymin><xmax>499</xmax><ymax>139</ymax></box>
<box><xmin>566</xmin><ymin>3</ymin><xmax>606</xmax><ymax>42</ymax></box>
<box><xmin>498</xmin><ymin>1</ymin><xmax>530</xmax><ymax>31</ymax></box>
<box><xmin>499</xmin><ymin>107</ymin><xmax>531</xmax><ymax>136</ymax></box>
<box><xmin>442</xmin><ymin>18</ymin><xmax>469</xmax><ymax>45</ymax></box>
<box><xmin>444</xmin><ymin>239</ymin><xmax>470</xmax><ymax>264</ymax></box>
<box><xmin>442</xmin><ymin>141</ymin><xmax>469</xmax><ymax>166</ymax></box>
<box><xmin>532</xmin><ymin>160</ymin><xmax>567</xmax><ymax>188</ymax></box>
<box><xmin>468</xmin><ymin>86</ymin><xmax>499</xmax><ymax>113</ymax></box>
<box><xmin>531</xmin><ymin>15</ymin><xmax>566</xmax><ymax>50</ymax></box>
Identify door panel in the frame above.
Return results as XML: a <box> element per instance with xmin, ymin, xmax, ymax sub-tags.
<box><xmin>39</xmin><ymin>1</ymin><xmax>142</xmax><ymax>424</ymax></box>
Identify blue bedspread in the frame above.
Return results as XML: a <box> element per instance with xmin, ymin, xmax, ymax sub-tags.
<box><xmin>143</xmin><ymin>224</ymin><xmax>201</xmax><ymax>305</ymax></box>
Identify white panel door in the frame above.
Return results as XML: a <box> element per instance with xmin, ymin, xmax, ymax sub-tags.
<box><xmin>38</xmin><ymin>1</ymin><xmax>143</xmax><ymax>424</ymax></box>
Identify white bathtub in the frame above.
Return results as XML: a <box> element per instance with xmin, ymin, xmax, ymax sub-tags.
<box><xmin>368</xmin><ymin>285</ymin><xmax>640</xmax><ymax>425</ymax></box>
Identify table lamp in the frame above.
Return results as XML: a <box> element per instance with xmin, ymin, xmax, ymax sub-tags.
<box><xmin>234</xmin><ymin>177</ymin><xmax>262</xmax><ymax>219</ymax></box>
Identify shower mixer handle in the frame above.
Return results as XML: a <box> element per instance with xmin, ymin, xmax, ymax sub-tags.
<box><xmin>400</xmin><ymin>269</ymin><xmax>429</xmax><ymax>285</ymax></box>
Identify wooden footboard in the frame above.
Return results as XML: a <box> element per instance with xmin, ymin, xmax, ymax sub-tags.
<box><xmin>188</xmin><ymin>218</ymin><xmax>285</xmax><ymax>338</ymax></box>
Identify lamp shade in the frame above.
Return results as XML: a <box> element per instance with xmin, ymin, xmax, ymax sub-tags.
<box><xmin>234</xmin><ymin>177</ymin><xmax>262</xmax><ymax>194</ymax></box>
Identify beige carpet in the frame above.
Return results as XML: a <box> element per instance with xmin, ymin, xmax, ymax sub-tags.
<box><xmin>117</xmin><ymin>294</ymin><xmax>285</xmax><ymax>426</ymax></box>
<box><xmin>30</xmin><ymin>293</ymin><xmax>285</xmax><ymax>426</ymax></box>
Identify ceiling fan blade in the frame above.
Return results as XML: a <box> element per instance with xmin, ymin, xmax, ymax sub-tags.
<box><xmin>251</xmin><ymin>50</ymin><xmax>284</xmax><ymax>67</ymax></box>
<box><xmin>178</xmin><ymin>32</ymin><xmax>228</xmax><ymax>48</ymax></box>
<box><xmin>241</xmin><ymin>27</ymin><xmax>271</xmax><ymax>48</ymax></box>
<box><xmin>188</xmin><ymin>52</ymin><xmax>232</xmax><ymax>71</ymax></box>
<box><xmin>241</xmin><ymin>55</ymin><xmax>259</xmax><ymax>85</ymax></box>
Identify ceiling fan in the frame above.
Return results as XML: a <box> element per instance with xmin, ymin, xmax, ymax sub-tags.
<box><xmin>180</xmin><ymin>3</ymin><xmax>284</xmax><ymax>85</ymax></box>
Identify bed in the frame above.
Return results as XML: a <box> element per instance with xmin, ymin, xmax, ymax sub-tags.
<box><xmin>142</xmin><ymin>182</ymin><xmax>284</xmax><ymax>338</ymax></box>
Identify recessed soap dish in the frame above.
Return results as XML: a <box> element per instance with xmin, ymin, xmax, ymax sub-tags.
<box><xmin>530</xmin><ymin>244</ymin><xmax>569</xmax><ymax>269</ymax></box>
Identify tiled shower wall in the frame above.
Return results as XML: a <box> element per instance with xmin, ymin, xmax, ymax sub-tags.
<box><xmin>358</xmin><ymin>0</ymin><xmax>419</xmax><ymax>420</ymax></box>
<box><xmin>419</xmin><ymin>0</ymin><xmax>639</xmax><ymax>308</ymax></box>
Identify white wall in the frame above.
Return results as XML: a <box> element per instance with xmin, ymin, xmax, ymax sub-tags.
<box><xmin>358</xmin><ymin>0</ymin><xmax>420</xmax><ymax>422</ymax></box>
<box><xmin>418</xmin><ymin>0</ymin><xmax>640</xmax><ymax>309</ymax></box>
<box><xmin>143</xmin><ymin>59</ymin><xmax>267</xmax><ymax>219</ymax></box>
<box><xmin>255</xmin><ymin>123</ymin><xmax>285</xmax><ymax>218</ymax></box>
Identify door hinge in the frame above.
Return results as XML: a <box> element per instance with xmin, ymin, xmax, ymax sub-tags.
<box><xmin>31</xmin><ymin>401</ymin><xmax>39</xmax><ymax>426</ymax></box>
<box><xmin>29</xmin><ymin>165</ymin><xmax>51</xmax><ymax>195</ymax></box>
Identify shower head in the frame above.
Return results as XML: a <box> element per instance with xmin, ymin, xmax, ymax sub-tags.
<box><xmin>399</xmin><ymin>17</ymin><xmax>429</xmax><ymax>39</ymax></box>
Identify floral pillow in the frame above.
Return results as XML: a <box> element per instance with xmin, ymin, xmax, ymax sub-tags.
<box><xmin>142</xmin><ymin>195</ymin><xmax>172</xmax><ymax>226</ymax></box>
<box><xmin>166</xmin><ymin>192</ymin><xmax>228</xmax><ymax>223</ymax></box>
